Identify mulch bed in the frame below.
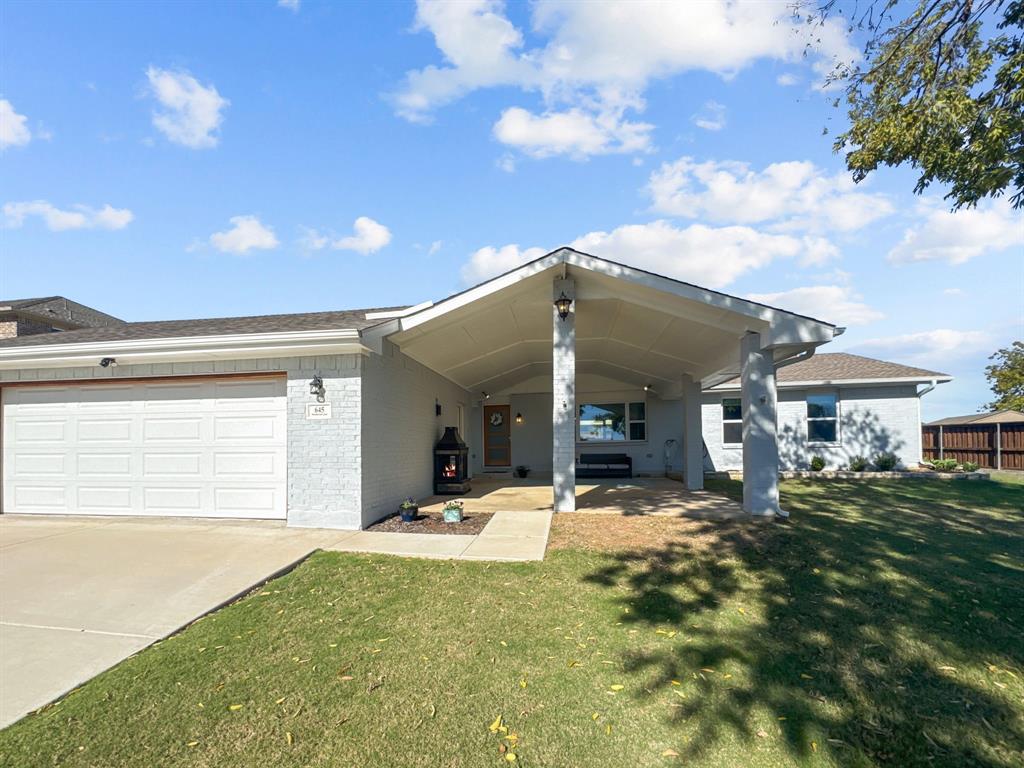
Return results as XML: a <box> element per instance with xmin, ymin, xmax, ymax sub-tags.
<box><xmin>367</xmin><ymin>510</ymin><xmax>494</xmax><ymax>535</ymax></box>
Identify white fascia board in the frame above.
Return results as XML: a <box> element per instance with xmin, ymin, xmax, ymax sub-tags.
<box><xmin>708</xmin><ymin>375</ymin><xmax>954</xmax><ymax>392</ymax></box>
<box><xmin>364</xmin><ymin>302</ymin><xmax>434</xmax><ymax>320</ymax></box>
<box><xmin>0</xmin><ymin>328</ymin><xmax>368</xmax><ymax>370</ymax></box>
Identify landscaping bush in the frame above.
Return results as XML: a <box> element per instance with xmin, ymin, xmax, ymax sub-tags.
<box><xmin>873</xmin><ymin>452</ymin><xmax>900</xmax><ymax>472</ymax></box>
<box><xmin>932</xmin><ymin>458</ymin><xmax>959</xmax><ymax>472</ymax></box>
<box><xmin>810</xmin><ymin>455</ymin><xmax>826</xmax><ymax>472</ymax></box>
<box><xmin>848</xmin><ymin>455</ymin><xmax>869</xmax><ymax>472</ymax></box>
<box><xmin>962</xmin><ymin>461</ymin><xmax>980</xmax><ymax>472</ymax></box>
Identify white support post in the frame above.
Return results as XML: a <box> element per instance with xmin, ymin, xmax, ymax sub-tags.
<box><xmin>682</xmin><ymin>375</ymin><xmax>704</xmax><ymax>490</ymax></box>
<box><xmin>552</xmin><ymin>277</ymin><xmax>576</xmax><ymax>512</ymax></box>
<box><xmin>740</xmin><ymin>332</ymin><xmax>781</xmax><ymax>517</ymax></box>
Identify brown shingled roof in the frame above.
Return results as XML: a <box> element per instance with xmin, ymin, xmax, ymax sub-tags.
<box><xmin>926</xmin><ymin>410</ymin><xmax>1024</xmax><ymax>426</ymax></box>
<box><xmin>716</xmin><ymin>352</ymin><xmax>949</xmax><ymax>388</ymax></box>
<box><xmin>0</xmin><ymin>307</ymin><xmax>406</xmax><ymax>348</ymax></box>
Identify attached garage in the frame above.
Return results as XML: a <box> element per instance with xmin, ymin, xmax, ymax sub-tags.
<box><xmin>2</xmin><ymin>375</ymin><xmax>287</xmax><ymax>519</ymax></box>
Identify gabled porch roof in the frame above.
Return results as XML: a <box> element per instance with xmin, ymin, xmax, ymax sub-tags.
<box><xmin>367</xmin><ymin>248</ymin><xmax>839</xmax><ymax>397</ymax></box>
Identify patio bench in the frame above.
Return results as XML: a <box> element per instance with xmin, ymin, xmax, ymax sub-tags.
<box><xmin>577</xmin><ymin>452</ymin><xmax>632</xmax><ymax>479</ymax></box>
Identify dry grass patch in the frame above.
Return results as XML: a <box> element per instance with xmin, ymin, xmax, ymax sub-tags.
<box><xmin>549</xmin><ymin>512</ymin><xmax>763</xmax><ymax>554</ymax></box>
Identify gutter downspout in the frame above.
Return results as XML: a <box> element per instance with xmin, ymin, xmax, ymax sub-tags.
<box><xmin>774</xmin><ymin>347</ymin><xmax>816</xmax><ymax>371</ymax></box>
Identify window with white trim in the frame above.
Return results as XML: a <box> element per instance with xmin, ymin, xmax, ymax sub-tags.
<box><xmin>578</xmin><ymin>401</ymin><xmax>646</xmax><ymax>441</ymax></box>
<box><xmin>721</xmin><ymin>397</ymin><xmax>742</xmax><ymax>445</ymax></box>
<box><xmin>807</xmin><ymin>392</ymin><xmax>839</xmax><ymax>443</ymax></box>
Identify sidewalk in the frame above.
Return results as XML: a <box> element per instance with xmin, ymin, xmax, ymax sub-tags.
<box><xmin>323</xmin><ymin>509</ymin><xmax>551</xmax><ymax>562</ymax></box>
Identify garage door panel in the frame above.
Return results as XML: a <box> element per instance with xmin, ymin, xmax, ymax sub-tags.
<box><xmin>143</xmin><ymin>417</ymin><xmax>203</xmax><ymax>442</ymax></box>
<box><xmin>77</xmin><ymin>419</ymin><xmax>134</xmax><ymax>442</ymax></box>
<box><xmin>3</xmin><ymin>377</ymin><xmax>287</xmax><ymax>520</ymax></box>
<box><xmin>78</xmin><ymin>453</ymin><xmax>131</xmax><ymax>477</ymax></box>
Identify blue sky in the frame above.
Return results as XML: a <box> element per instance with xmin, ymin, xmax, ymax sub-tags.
<box><xmin>1</xmin><ymin>0</ymin><xmax>1021</xmax><ymax>419</ymax></box>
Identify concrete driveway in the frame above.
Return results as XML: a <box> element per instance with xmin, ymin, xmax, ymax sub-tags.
<box><xmin>0</xmin><ymin>515</ymin><xmax>348</xmax><ymax>728</ymax></box>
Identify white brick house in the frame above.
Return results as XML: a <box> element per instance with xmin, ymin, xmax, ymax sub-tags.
<box><xmin>0</xmin><ymin>249</ymin><xmax>949</xmax><ymax>528</ymax></box>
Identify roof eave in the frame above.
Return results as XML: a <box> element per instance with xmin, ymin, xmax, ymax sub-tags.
<box><xmin>709</xmin><ymin>375</ymin><xmax>954</xmax><ymax>391</ymax></box>
<box><xmin>0</xmin><ymin>328</ymin><xmax>368</xmax><ymax>371</ymax></box>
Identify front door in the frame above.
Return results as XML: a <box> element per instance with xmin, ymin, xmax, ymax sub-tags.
<box><xmin>483</xmin><ymin>405</ymin><xmax>511</xmax><ymax>467</ymax></box>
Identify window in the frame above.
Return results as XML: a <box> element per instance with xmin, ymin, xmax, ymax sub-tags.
<box><xmin>578</xmin><ymin>401</ymin><xmax>646</xmax><ymax>441</ymax></box>
<box><xmin>722</xmin><ymin>398</ymin><xmax>742</xmax><ymax>444</ymax></box>
<box><xmin>807</xmin><ymin>392</ymin><xmax>839</xmax><ymax>443</ymax></box>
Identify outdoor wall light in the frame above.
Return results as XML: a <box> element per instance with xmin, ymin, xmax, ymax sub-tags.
<box><xmin>99</xmin><ymin>357</ymin><xmax>117</xmax><ymax>368</ymax></box>
<box><xmin>515</xmin><ymin>412</ymin><xmax>524</xmax><ymax>424</ymax></box>
<box><xmin>436</xmin><ymin>399</ymin><xmax>442</xmax><ymax>416</ymax></box>
<box><xmin>554</xmin><ymin>291</ymin><xmax>573</xmax><ymax>321</ymax></box>
<box><xmin>482</xmin><ymin>391</ymin><xmax>491</xmax><ymax>400</ymax></box>
<box><xmin>309</xmin><ymin>374</ymin><xmax>326</xmax><ymax>402</ymax></box>
<box><xmin>643</xmin><ymin>383</ymin><xmax>652</xmax><ymax>392</ymax></box>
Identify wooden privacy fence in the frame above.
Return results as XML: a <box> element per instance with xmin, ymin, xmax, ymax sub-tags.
<box><xmin>922</xmin><ymin>423</ymin><xmax>1024</xmax><ymax>470</ymax></box>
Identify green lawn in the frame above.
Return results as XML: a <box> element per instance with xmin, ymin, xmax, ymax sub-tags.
<box><xmin>2</xmin><ymin>477</ymin><xmax>1022</xmax><ymax>767</ymax></box>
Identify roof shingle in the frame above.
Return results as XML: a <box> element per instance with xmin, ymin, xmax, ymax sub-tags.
<box><xmin>716</xmin><ymin>352</ymin><xmax>948</xmax><ymax>388</ymax></box>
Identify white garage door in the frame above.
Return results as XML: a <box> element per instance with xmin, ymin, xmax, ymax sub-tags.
<box><xmin>2</xmin><ymin>376</ymin><xmax>287</xmax><ymax>519</ymax></box>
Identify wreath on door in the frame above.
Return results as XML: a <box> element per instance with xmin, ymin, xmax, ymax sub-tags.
<box><xmin>489</xmin><ymin>411</ymin><xmax>504</xmax><ymax>427</ymax></box>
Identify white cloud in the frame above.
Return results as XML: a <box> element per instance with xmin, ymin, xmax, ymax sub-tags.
<box><xmin>850</xmin><ymin>329</ymin><xmax>992</xmax><ymax>367</ymax></box>
<box><xmin>0</xmin><ymin>99</ymin><xmax>32</xmax><ymax>148</ymax></box>
<box><xmin>691</xmin><ymin>100</ymin><xmax>726</xmax><ymax>131</ymax></box>
<box><xmin>3</xmin><ymin>200</ymin><xmax>133</xmax><ymax>231</ymax></box>
<box><xmin>943</xmin><ymin>288</ymin><xmax>964</xmax><ymax>296</ymax></box>
<box><xmin>887</xmin><ymin>199</ymin><xmax>1024</xmax><ymax>264</ymax></box>
<box><xmin>496</xmin><ymin>153</ymin><xmax>517</xmax><ymax>173</ymax></box>
<box><xmin>333</xmin><ymin>216</ymin><xmax>392</xmax><ymax>254</ymax></box>
<box><xmin>776</xmin><ymin>73</ymin><xmax>798</xmax><ymax>86</ymax></box>
<box><xmin>394</xmin><ymin>1</ymin><xmax>856</xmax><ymax>157</ymax></box>
<box><xmin>747</xmin><ymin>285</ymin><xmax>883</xmax><ymax>326</ymax></box>
<box><xmin>209</xmin><ymin>215</ymin><xmax>278</xmax><ymax>254</ymax></box>
<box><xmin>146</xmin><ymin>67</ymin><xmax>229</xmax><ymax>149</ymax></box>
<box><xmin>461</xmin><ymin>220</ymin><xmax>832</xmax><ymax>287</ymax></box>
<box><xmin>428</xmin><ymin>240</ymin><xmax>443</xmax><ymax>256</ymax></box>
<box><xmin>647</xmin><ymin>156</ymin><xmax>894</xmax><ymax>232</ymax></box>
<box><xmin>461</xmin><ymin>244</ymin><xmax>549</xmax><ymax>284</ymax></box>
<box><xmin>493</xmin><ymin>106</ymin><xmax>652</xmax><ymax>158</ymax></box>
<box><xmin>278</xmin><ymin>0</ymin><xmax>300</xmax><ymax>11</ymax></box>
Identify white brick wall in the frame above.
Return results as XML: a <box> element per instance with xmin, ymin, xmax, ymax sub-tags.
<box><xmin>703</xmin><ymin>384</ymin><xmax>923</xmax><ymax>471</ymax></box>
<box><xmin>359</xmin><ymin>340</ymin><xmax>472</xmax><ymax>527</ymax></box>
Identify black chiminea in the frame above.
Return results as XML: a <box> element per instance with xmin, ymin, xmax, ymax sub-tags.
<box><xmin>434</xmin><ymin>427</ymin><xmax>471</xmax><ymax>494</ymax></box>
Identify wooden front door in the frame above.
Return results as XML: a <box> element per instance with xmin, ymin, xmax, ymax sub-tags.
<box><xmin>483</xmin><ymin>405</ymin><xmax>511</xmax><ymax>467</ymax></box>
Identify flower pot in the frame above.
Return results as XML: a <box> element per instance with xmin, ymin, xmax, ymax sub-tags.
<box><xmin>399</xmin><ymin>506</ymin><xmax>417</xmax><ymax>522</ymax></box>
<box><xmin>442</xmin><ymin>507</ymin><xmax>463</xmax><ymax>523</ymax></box>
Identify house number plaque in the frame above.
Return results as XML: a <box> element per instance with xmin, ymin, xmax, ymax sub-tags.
<box><xmin>306</xmin><ymin>403</ymin><xmax>332</xmax><ymax>419</ymax></box>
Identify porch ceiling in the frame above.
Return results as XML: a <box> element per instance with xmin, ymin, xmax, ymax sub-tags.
<box><xmin>384</xmin><ymin>251</ymin><xmax>836</xmax><ymax>397</ymax></box>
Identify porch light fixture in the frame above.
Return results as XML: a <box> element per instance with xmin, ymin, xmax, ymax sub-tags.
<box><xmin>99</xmin><ymin>357</ymin><xmax>117</xmax><ymax>368</ymax></box>
<box><xmin>309</xmin><ymin>374</ymin><xmax>326</xmax><ymax>403</ymax></box>
<box><xmin>554</xmin><ymin>291</ymin><xmax>573</xmax><ymax>321</ymax></box>
<box><xmin>515</xmin><ymin>412</ymin><xmax>523</xmax><ymax>424</ymax></box>
<box><xmin>481</xmin><ymin>391</ymin><xmax>491</xmax><ymax>400</ymax></box>
<box><xmin>643</xmin><ymin>384</ymin><xmax>652</xmax><ymax>392</ymax></box>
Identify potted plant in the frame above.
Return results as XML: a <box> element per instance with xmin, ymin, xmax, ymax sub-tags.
<box><xmin>809</xmin><ymin>455</ymin><xmax>825</xmax><ymax>472</ymax></box>
<box><xmin>398</xmin><ymin>498</ymin><xmax>418</xmax><ymax>523</ymax></box>
<box><xmin>515</xmin><ymin>464</ymin><xmax>530</xmax><ymax>478</ymax></box>
<box><xmin>442</xmin><ymin>499</ymin><xmax>464</xmax><ymax>523</ymax></box>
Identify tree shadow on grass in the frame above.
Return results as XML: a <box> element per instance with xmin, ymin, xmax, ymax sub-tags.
<box><xmin>584</xmin><ymin>479</ymin><xmax>1024</xmax><ymax>766</ymax></box>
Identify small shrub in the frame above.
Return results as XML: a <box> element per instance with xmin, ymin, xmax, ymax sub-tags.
<box><xmin>873</xmin><ymin>452</ymin><xmax>900</xmax><ymax>472</ymax></box>
<box><xmin>932</xmin><ymin>458</ymin><xmax>959</xmax><ymax>472</ymax></box>
<box><xmin>848</xmin><ymin>456</ymin><xmax>869</xmax><ymax>472</ymax></box>
<box><xmin>810</xmin><ymin>455</ymin><xmax>826</xmax><ymax>472</ymax></box>
<box><xmin>962</xmin><ymin>461</ymin><xmax>979</xmax><ymax>472</ymax></box>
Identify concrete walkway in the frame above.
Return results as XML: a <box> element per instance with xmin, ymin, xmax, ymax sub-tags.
<box><xmin>323</xmin><ymin>510</ymin><xmax>552</xmax><ymax>562</ymax></box>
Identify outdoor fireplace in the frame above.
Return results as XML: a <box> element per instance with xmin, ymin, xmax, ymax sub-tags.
<box><xmin>434</xmin><ymin>426</ymin><xmax>470</xmax><ymax>494</ymax></box>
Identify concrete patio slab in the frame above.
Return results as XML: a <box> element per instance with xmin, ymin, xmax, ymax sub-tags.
<box><xmin>0</xmin><ymin>515</ymin><xmax>349</xmax><ymax>728</ymax></box>
<box><xmin>326</xmin><ymin>530</ymin><xmax>476</xmax><ymax>559</ymax></box>
<box><xmin>479</xmin><ymin>509</ymin><xmax>552</xmax><ymax>537</ymax></box>
<box><xmin>461</xmin><ymin>533</ymin><xmax>549</xmax><ymax>561</ymax></box>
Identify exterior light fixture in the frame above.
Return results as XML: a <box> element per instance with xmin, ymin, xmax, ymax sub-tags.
<box><xmin>643</xmin><ymin>384</ymin><xmax>652</xmax><ymax>392</ymax></box>
<box><xmin>309</xmin><ymin>374</ymin><xmax>326</xmax><ymax>402</ymax></box>
<box><xmin>554</xmin><ymin>291</ymin><xmax>573</xmax><ymax>321</ymax></box>
<box><xmin>515</xmin><ymin>412</ymin><xmax>523</xmax><ymax>424</ymax></box>
<box><xmin>99</xmin><ymin>357</ymin><xmax>117</xmax><ymax>368</ymax></box>
<box><xmin>435</xmin><ymin>399</ymin><xmax>442</xmax><ymax>416</ymax></box>
<box><xmin>481</xmin><ymin>391</ymin><xmax>490</xmax><ymax>400</ymax></box>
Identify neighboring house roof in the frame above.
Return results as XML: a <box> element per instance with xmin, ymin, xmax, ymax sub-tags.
<box><xmin>0</xmin><ymin>307</ymin><xmax>406</xmax><ymax>349</ymax></box>
<box><xmin>926</xmin><ymin>409</ymin><xmax>1024</xmax><ymax>426</ymax></box>
<box><xmin>0</xmin><ymin>296</ymin><xmax>124</xmax><ymax>329</ymax></box>
<box><xmin>712</xmin><ymin>352</ymin><xmax>950</xmax><ymax>389</ymax></box>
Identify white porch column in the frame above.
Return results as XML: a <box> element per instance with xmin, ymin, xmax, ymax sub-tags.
<box><xmin>682</xmin><ymin>375</ymin><xmax>704</xmax><ymax>490</ymax></box>
<box><xmin>552</xmin><ymin>277</ymin><xmax>576</xmax><ymax>512</ymax></box>
<box><xmin>740</xmin><ymin>332</ymin><xmax>781</xmax><ymax>517</ymax></box>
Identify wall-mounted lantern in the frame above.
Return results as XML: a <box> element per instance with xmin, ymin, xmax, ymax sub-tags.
<box><xmin>554</xmin><ymin>291</ymin><xmax>573</xmax><ymax>321</ymax></box>
<box><xmin>436</xmin><ymin>399</ymin><xmax>442</xmax><ymax>416</ymax></box>
<box><xmin>515</xmin><ymin>412</ymin><xmax>524</xmax><ymax>424</ymax></box>
<box><xmin>309</xmin><ymin>374</ymin><xmax>326</xmax><ymax>403</ymax></box>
